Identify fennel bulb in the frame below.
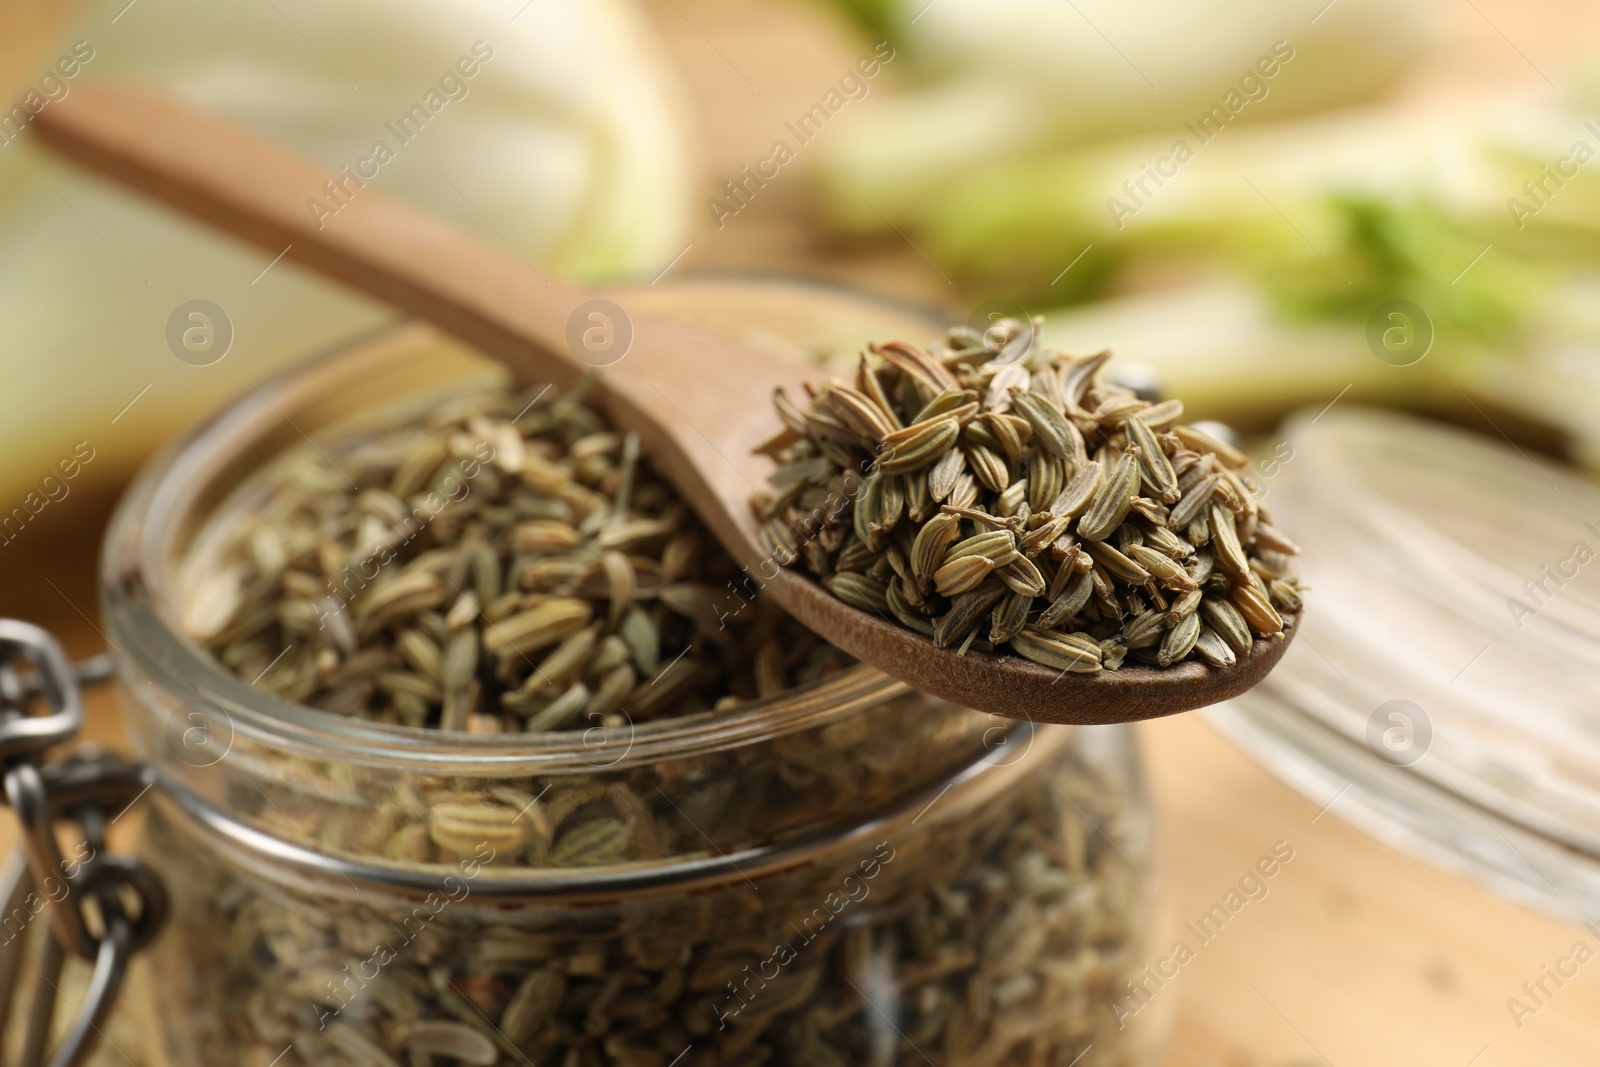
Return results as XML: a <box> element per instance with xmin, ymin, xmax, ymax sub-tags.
<box><xmin>820</xmin><ymin>0</ymin><xmax>1438</xmax><ymax>224</ymax></box>
<box><xmin>0</xmin><ymin>0</ymin><xmax>692</xmax><ymax>517</ymax></box>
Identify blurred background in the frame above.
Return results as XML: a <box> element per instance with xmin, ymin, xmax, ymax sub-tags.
<box><xmin>4</xmin><ymin>0</ymin><xmax>1600</xmax><ymax>1063</ymax></box>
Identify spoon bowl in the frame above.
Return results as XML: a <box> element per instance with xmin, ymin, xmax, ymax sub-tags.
<box><xmin>35</xmin><ymin>84</ymin><xmax>1297</xmax><ymax>724</ymax></box>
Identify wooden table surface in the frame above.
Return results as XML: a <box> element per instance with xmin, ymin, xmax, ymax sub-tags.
<box><xmin>7</xmin><ymin>0</ymin><xmax>1600</xmax><ymax>1064</ymax></box>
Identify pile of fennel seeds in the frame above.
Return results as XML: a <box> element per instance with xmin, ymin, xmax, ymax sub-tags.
<box><xmin>752</xmin><ymin>319</ymin><xmax>1303</xmax><ymax>673</ymax></box>
<box><xmin>189</xmin><ymin>381</ymin><xmax>853</xmax><ymax>732</ymax></box>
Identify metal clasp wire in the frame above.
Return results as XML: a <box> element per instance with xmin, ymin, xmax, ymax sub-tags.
<box><xmin>0</xmin><ymin>621</ymin><xmax>166</xmax><ymax>1067</ymax></box>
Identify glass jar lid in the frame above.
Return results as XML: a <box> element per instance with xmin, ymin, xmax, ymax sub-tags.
<box><xmin>1209</xmin><ymin>405</ymin><xmax>1600</xmax><ymax>920</ymax></box>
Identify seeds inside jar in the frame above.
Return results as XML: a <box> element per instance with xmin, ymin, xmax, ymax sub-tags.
<box><xmin>191</xmin><ymin>379</ymin><xmax>854</xmax><ymax>732</ymax></box>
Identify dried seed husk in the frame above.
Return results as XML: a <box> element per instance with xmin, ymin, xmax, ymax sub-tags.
<box><xmin>1209</xmin><ymin>470</ymin><xmax>1243</xmax><ymax>512</ymax></box>
<box><xmin>1140</xmin><ymin>522</ymin><xmax>1189</xmax><ymax>559</ymax></box>
<box><xmin>1250</xmin><ymin>550</ymin><xmax>1293</xmax><ymax>583</ymax></box>
<box><xmin>934</xmin><ymin>585</ymin><xmax>1006</xmax><ymax>648</ymax></box>
<box><xmin>1039</xmin><ymin>570</ymin><xmax>1093</xmax><ymax>629</ymax></box>
<box><xmin>1173</xmin><ymin>423</ymin><xmax>1249</xmax><ymax>468</ymax></box>
<box><xmin>989</xmin><ymin>592</ymin><xmax>1031</xmax><ymax>645</ymax></box>
<box><xmin>909</xmin><ymin>390</ymin><xmax>979</xmax><ymax>427</ymax></box>
<box><xmin>355</xmin><ymin>571</ymin><xmax>448</xmax><ymax>630</ymax></box>
<box><xmin>877</xmin><ymin>417</ymin><xmax>959</xmax><ymax>475</ymax></box>
<box><xmin>599</xmin><ymin>550</ymin><xmax>635</xmax><ymax>627</ymax></box>
<box><xmin>1177</xmin><ymin>451</ymin><xmax>1216</xmax><ymax>492</ymax></box>
<box><xmin>771</xmin><ymin>387</ymin><xmax>813</xmax><ymax>438</ymax></box>
<box><xmin>905</xmin><ymin>465</ymin><xmax>935</xmax><ymax>522</ymax></box>
<box><xmin>875</xmin><ymin>475</ymin><xmax>906</xmax><ymax>535</ymax></box>
<box><xmin>996</xmin><ymin>555</ymin><xmax>1047</xmax><ymax>598</ymax></box>
<box><xmin>1138</xmin><ymin>398</ymin><xmax>1185</xmax><ymax>430</ymax></box>
<box><xmin>397</xmin><ymin>628</ymin><xmax>442</xmax><ymax>680</ymax></box>
<box><xmin>659</xmin><ymin>583</ymin><xmax>740</xmax><ymax>631</ymax></box>
<box><xmin>442</xmin><ymin>628</ymin><xmax>480</xmax><ymax>691</ymax></box>
<box><xmin>1125</xmin><ymin>545</ymin><xmax>1199</xmax><ymax>592</ymax></box>
<box><xmin>1168</xmin><ymin>474</ymin><xmax>1218</xmax><ymax>531</ymax></box>
<box><xmin>825</xmin><ymin>384</ymin><xmax>898</xmax><ymax>442</ymax></box>
<box><xmin>1269</xmin><ymin>577</ymin><xmax>1304</xmax><ymax>613</ymax></box>
<box><xmin>1010</xmin><ymin>391</ymin><xmax>1074</xmax><ymax>459</ymax></box>
<box><xmin>947</xmin><ymin>472</ymin><xmax>979</xmax><ymax>509</ymax></box>
<box><xmin>1255</xmin><ymin>522</ymin><xmax>1302</xmax><ymax>555</ymax></box>
<box><xmin>985</xmin><ymin>413</ymin><xmax>1030</xmax><ymax>466</ymax></box>
<box><xmin>500</xmin><ymin>969</ymin><xmax>566</xmax><ymax>1047</ymax></box>
<box><xmin>520</xmin><ymin>683</ymin><xmax>590</xmax><ymax>731</ymax></box>
<box><xmin>886</xmin><ymin>580</ymin><xmax>936</xmax><ymax>636</ymax></box>
<box><xmin>995</xmin><ymin>479</ymin><xmax>1028</xmax><ymax>518</ymax></box>
<box><xmin>965</xmin><ymin>445</ymin><xmax>1011</xmax><ymax>493</ymax></box>
<box><xmin>1158</xmin><ymin>612</ymin><xmax>1201</xmax><ymax>666</ymax></box>
<box><xmin>400</xmin><ymin>1021</ymin><xmax>499</xmax><ymax>1066</ymax></box>
<box><xmin>1076</xmin><ymin>453</ymin><xmax>1138</xmax><ymax>541</ymax></box>
<box><xmin>485</xmin><ymin>600</ymin><xmax>594</xmax><ymax>658</ymax></box>
<box><xmin>835</xmin><ymin>537</ymin><xmax>878</xmax><ymax>574</ymax></box>
<box><xmin>326</xmin><ymin>1022</ymin><xmax>406</xmax><ymax>1067</ymax></box>
<box><xmin>617</xmin><ymin>608</ymin><xmax>658</xmax><ymax>675</ymax></box>
<box><xmin>911</xmin><ymin>513</ymin><xmax>961</xmax><ymax>580</ymax></box>
<box><xmin>824</xmin><ymin>572</ymin><xmax>890</xmax><ymax>614</ymax></box>
<box><xmin>926</xmin><ymin>447</ymin><xmax>966</xmax><ymax>502</ymax></box>
<box><xmin>1026</xmin><ymin>452</ymin><xmax>1065</xmax><ymax>514</ymax></box>
<box><xmin>1009</xmin><ymin>629</ymin><xmax>1102</xmax><ymax>672</ymax></box>
<box><xmin>1122</xmin><ymin>608</ymin><xmax>1168</xmax><ymax>645</ymax></box>
<box><xmin>1126</xmin><ymin>416</ymin><xmax>1180</xmax><ymax>504</ymax></box>
<box><xmin>853</xmin><ymin>472</ymin><xmax>885</xmax><ymax>546</ymax></box>
<box><xmin>856</xmin><ymin>354</ymin><xmax>904</xmax><ymax>431</ymax></box>
<box><xmin>597</xmin><ymin>517</ymin><xmax>676</xmax><ymax>551</ymax></box>
<box><xmin>1166</xmin><ymin>589</ymin><xmax>1203</xmax><ymax>621</ymax></box>
<box><xmin>1060</xmin><ymin>351</ymin><xmax>1111</xmax><ymax>420</ymax></box>
<box><xmin>1223</xmin><ymin>467</ymin><xmax>1259</xmax><ymax>523</ymax></box>
<box><xmin>799</xmin><ymin>403</ymin><xmax>859</xmax><ymax>446</ymax></box>
<box><xmin>1193</xmin><ymin>625</ymin><xmax>1237</xmax><ymax>667</ymax></box>
<box><xmin>1081</xmin><ymin>541</ymin><xmax>1150</xmax><ymax>585</ymax></box>
<box><xmin>945</xmin><ymin>529</ymin><xmax>1018</xmax><ymax>566</ymax></box>
<box><xmin>1209</xmin><ymin>504</ymin><xmax>1251</xmax><ymax>580</ymax></box>
<box><xmin>871</xmin><ymin>339</ymin><xmax>959</xmax><ymax>392</ymax></box>
<box><xmin>389</xmin><ymin>433</ymin><xmax>449</xmax><ymax>497</ymax></box>
<box><xmin>439</xmin><ymin>678</ymin><xmax>480</xmax><ymax>731</ymax></box>
<box><xmin>1200</xmin><ymin>597</ymin><xmax>1253</xmax><ymax>654</ymax></box>
<box><xmin>1088</xmin><ymin>564</ymin><xmax>1120</xmax><ymax>618</ymax></box>
<box><xmin>1230</xmin><ymin>582</ymin><xmax>1285</xmax><ymax>636</ymax></box>
<box><xmin>551</xmin><ymin>817</ymin><xmax>631</xmax><ymax>866</ymax></box>
<box><xmin>378</xmin><ymin>671</ymin><xmax>440</xmax><ymax>702</ymax></box>
<box><xmin>511</xmin><ymin>519</ymin><xmax>583</xmax><ymax>553</ymax></box>
<box><xmin>428</xmin><ymin>802</ymin><xmax>528</xmax><ymax>856</ymax></box>
<box><xmin>586</xmin><ymin>664</ymin><xmax>638</xmax><ymax>718</ymax></box>
<box><xmin>1049</xmin><ymin>461</ymin><xmax>1102</xmax><ymax>519</ymax></box>
<box><xmin>985</xmin><ymin>360</ymin><xmax>1032</xmax><ymax>411</ymax></box>
<box><xmin>934</xmin><ymin>555</ymin><xmax>997</xmax><ymax>598</ymax></box>
<box><xmin>1019</xmin><ymin>515</ymin><xmax>1070</xmax><ymax>559</ymax></box>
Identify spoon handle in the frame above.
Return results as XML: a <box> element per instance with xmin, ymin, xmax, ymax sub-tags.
<box><xmin>35</xmin><ymin>83</ymin><xmax>591</xmax><ymax>384</ymax></box>
<box><xmin>33</xmin><ymin>83</ymin><xmax>817</xmax><ymax>583</ymax></box>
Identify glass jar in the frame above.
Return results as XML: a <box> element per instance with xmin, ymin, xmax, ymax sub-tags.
<box><xmin>100</xmin><ymin>279</ymin><xmax>1166</xmax><ymax>1067</ymax></box>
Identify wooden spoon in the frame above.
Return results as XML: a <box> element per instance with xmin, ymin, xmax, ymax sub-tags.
<box><xmin>33</xmin><ymin>84</ymin><xmax>1297</xmax><ymax>725</ymax></box>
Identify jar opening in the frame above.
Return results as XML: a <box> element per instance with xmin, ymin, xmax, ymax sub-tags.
<box><xmin>101</xmin><ymin>322</ymin><xmax>909</xmax><ymax>775</ymax></box>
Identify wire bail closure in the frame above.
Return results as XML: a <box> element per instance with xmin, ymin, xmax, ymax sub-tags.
<box><xmin>0</xmin><ymin>621</ymin><xmax>165</xmax><ymax>1067</ymax></box>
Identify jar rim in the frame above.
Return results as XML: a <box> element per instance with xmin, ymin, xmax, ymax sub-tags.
<box><xmin>150</xmin><ymin>717</ymin><xmax>1058</xmax><ymax>903</ymax></box>
<box><xmin>98</xmin><ymin>302</ymin><xmax>919</xmax><ymax>776</ymax></box>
